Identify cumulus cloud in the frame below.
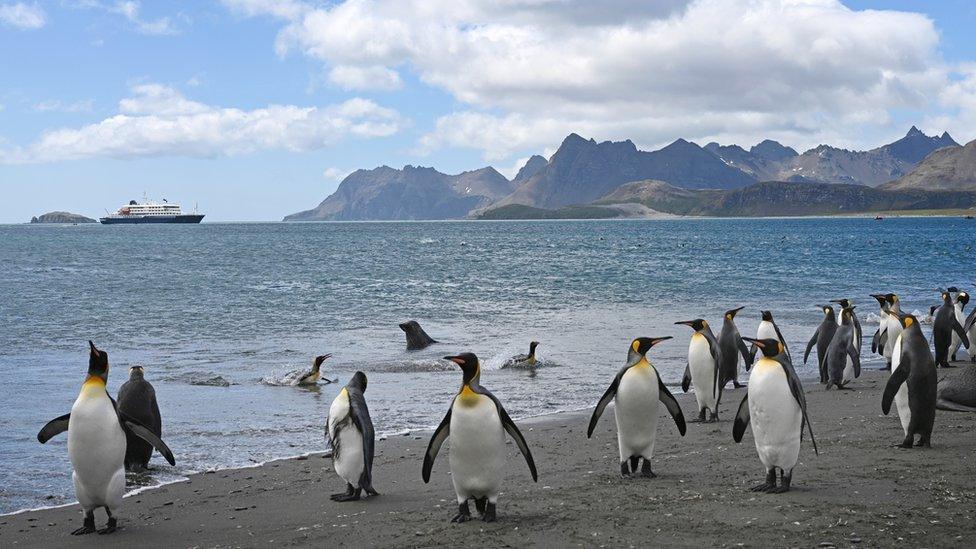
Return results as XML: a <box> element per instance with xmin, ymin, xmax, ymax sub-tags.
<box><xmin>328</xmin><ymin>65</ymin><xmax>402</xmax><ymax>91</ymax></box>
<box><xmin>227</xmin><ymin>0</ymin><xmax>971</xmax><ymax>157</ymax></box>
<box><xmin>0</xmin><ymin>84</ymin><xmax>403</xmax><ymax>164</ymax></box>
<box><xmin>0</xmin><ymin>2</ymin><xmax>45</xmax><ymax>29</ymax></box>
<box><xmin>322</xmin><ymin>167</ymin><xmax>351</xmax><ymax>181</ymax></box>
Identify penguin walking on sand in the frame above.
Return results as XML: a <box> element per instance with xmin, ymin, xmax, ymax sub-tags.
<box><xmin>751</xmin><ymin>310</ymin><xmax>790</xmax><ymax>364</ymax></box>
<box><xmin>823</xmin><ymin>307</ymin><xmax>861</xmax><ymax>389</ymax></box>
<box><xmin>950</xmin><ymin>292</ymin><xmax>969</xmax><ymax>361</ymax></box>
<box><xmin>871</xmin><ymin>294</ymin><xmax>903</xmax><ymax>370</ymax></box>
<box><xmin>718</xmin><ymin>307</ymin><xmax>751</xmax><ymax>388</ymax></box>
<box><xmin>423</xmin><ymin>353</ymin><xmax>537</xmax><ymax>522</ymax></box>
<box><xmin>587</xmin><ymin>337</ymin><xmax>686</xmax><ymax>478</ymax></box>
<box><xmin>676</xmin><ymin>319</ymin><xmax>723</xmax><ymax>422</ymax></box>
<box><xmin>933</xmin><ymin>291</ymin><xmax>970</xmax><ymax>368</ymax></box>
<box><xmin>734</xmin><ymin>337</ymin><xmax>818</xmax><ymax>493</ymax></box>
<box><xmin>830</xmin><ymin>299</ymin><xmax>861</xmax><ymax>356</ymax></box>
<box><xmin>883</xmin><ymin>314</ymin><xmax>938</xmax><ymax>448</ymax></box>
<box><xmin>117</xmin><ymin>366</ymin><xmax>163</xmax><ymax>472</ymax></box>
<box><xmin>37</xmin><ymin>341</ymin><xmax>176</xmax><ymax>535</ymax></box>
<box><xmin>804</xmin><ymin>305</ymin><xmax>837</xmax><ymax>384</ymax></box>
<box><xmin>326</xmin><ymin>371</ymin><xmax>379</xmax><ymax>501</ymax></box>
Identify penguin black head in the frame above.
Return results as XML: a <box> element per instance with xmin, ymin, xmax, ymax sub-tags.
<box><xmin>348</xmin><ymin>371</ymin><xmax>368</xmax><ymax>392</ymax></box>
<box><xmin>947</xmin><ymin>286</ymin><xmax>960</xmax><ymax>294</ymax></box>
<box><xmin>870</xmin><ymin>294</ymin><xmax>887</xmax><ymax>306</ymax></box>
<box><xmin>818</xmin><ymin>305</ymin><xmax>834</xmax><ymax>316</ymax></box>
<box><xmin>831</xmin><ymin>298</ymin><xmax>852</xmax><ymax>308</ymax></box>
<box><xmin>958</xmin><ymin>292</ymin><xmax>970</xmax><ymax>306</ymax></box>
<box><xmin>841</xmin><ymin>306</ymin><xmax>856</xmax><ymax>322</ymax></box>
<box><xmin>628</xmin><ymin>336</ymin><xmax>672</xmax><ymax>360</ymax></box>
<box><xmin>940</xmin><ymin>291</ymin><xmax>952</xmax><ymax>304</ymax></box>
<box><xmin>741</xmin><ymin>337</ymin><xmax>785</xmax><ymax>358</ymax></box>
<box><xmin>760</xmin><ymin>310</ymin><xmax>773</xmax><ymax>321</ymax></box>
<box><xmin>898</xmin><ymin>314</ymin><xmax>918</xmax><ymax>329</ymax></box>
<box><xmin>886</xmin><ymin>293</ymin><xmax>899</xmax><ymax>305</ymax></box>
<box><xmin>88</xmin><ymin>340</ymin><xmax>109</xmax><ymax>380</ymax></box>
<box><xmin>128</xmin><ymin>365</ymin><xmax>145</xmax><ymax>380</ymax></box>
<box><xmin>724</xmin><ymin>306</ymin><xmax>744</xmax><ymax>320</ymax></box>
<box><xmin>313</xmin><ymin>353</ymin><xmax>332</xmax><ymax>371</ymax></box>
<box><xmin>445</xmin><ymin>353</ymin><xmax>480</xmax><ymax>386</ymax></box>
<box><xmin>529</xmin><ymin>341</ymin><xmax>540</xmax><ymax>353</ymax></box>
<box><xmin>674</xmin><ymin>319</ymin><xmax>708</xmax><ymax>332</ymax></box>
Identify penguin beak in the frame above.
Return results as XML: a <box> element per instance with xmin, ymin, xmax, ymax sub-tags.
<box><xmin>742</xmin><ymin>337</ymin><xmax>764</xmax><ymax>348</ymax></box>
<box><xmin>89</xmin><ymin>340</ymin><xmax>99</xmax><ymax>357</ymax></box>
<box><xmin>444</xmin><ymin>355</ymin><xmax>465</xmax><ymax>366</ymax></box>
<box><xmin>674</xmin><ymin>320</ymin><xmax>694</xmax><ymax>327</ymax></box>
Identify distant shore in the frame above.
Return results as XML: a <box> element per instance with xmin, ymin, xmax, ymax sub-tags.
<box><xmin>1</xmin><ymin>369</ymin><xmax>973</xmax><ymax>548</ymax></box>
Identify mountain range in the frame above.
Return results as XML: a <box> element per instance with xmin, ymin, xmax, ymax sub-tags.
<box><xmin>285</xmin><ymin>127</ymin><xmax>968</xmax><ymax>221</ymax></box>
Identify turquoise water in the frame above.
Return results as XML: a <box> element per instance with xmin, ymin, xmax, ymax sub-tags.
<box><xmin>0</xmin><ymin>218</ymin><xmax>972</xmax><ymax>513</ymax></box>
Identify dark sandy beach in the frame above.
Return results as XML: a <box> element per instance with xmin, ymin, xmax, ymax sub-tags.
<box><xmin>1</xmin><ymin>369</ymin><xmax>974</xmax><ymax>548</ymax></box>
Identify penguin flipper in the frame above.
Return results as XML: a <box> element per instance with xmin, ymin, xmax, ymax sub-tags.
<box><xmin>732</xmin><ymin>395</ymin><xmax>749</xmax><ymax>443</ymax></box>
<box><xmin>681</xmin><ymin>364</ymin><xmax>691</xmax><ymax>393</ymax></box>
<box><xmin>778</xmin><ymin>357</ymin><xmax>818</xmax><ymax>455</ymax></box>
<box><xmin>952</xmin><ymin>319</ymin><xmax>970</xmax><ymax>349</ymax></box>
<box><xmin>485</xmin><ymin>392</ymin><xmax>538</xmax><ymax>482</ymax></box>
<box><xmin>804</xmin><ymin>327</ymin><xmax>819</xmax><ymax>364</ymax></box>
<box><xmin>737</xmin><ymin>337</ymin><xmax>752</xmax><ymax>372</ymax></box>
<box><xmin>852</xmin><ymin>313</ymin><xmax>862</xmax><ymax>352</ymax></box>
<box><xmin>37</xmin><ymin>413</ymin><xmax>71</xmax><ymax>443</ymax></box>
<box><xmin>965</xmin><ymin>308</ymin><xmax>976</xmax><ymax>332</ymax></box>
<box><xmin>122</xmin><ymin>419</ymin><xmax>176</xmax><ymax>466</ymax></box>
<box><xmin>587</xmin><ymin>373</ymin><xmax>620</xmax><ymax>438</ymax></box>
<box><xmin>657</xmin><ymin>377</ymin><xmax>686</xmax><ymax>436</ymax></box>
<box><xmin>348</xmin><ymin>389</ymin><xmax>377</xmax><ymax>494</ymax></box>
<box><xmin>882</xmin><ymin>362</ymin><xmax>910</xmax><ymax>416</ymax></box>
<box><xmin>773</xmin><ymin>322</ymin><xmax>791</xmax><ymax>360</ymax></box>
<box><xmin>847</xmin><ymin>343</ymin><xmax>861</xmax><ymax>378</ymax></box>
<box><xmin>871</xmin><ymin>328</ymin><xmax>881</xmax><ymax>354</ymax></box>
<box><xmin>422</xmin><ymin>406</ymin><xmax>451</xmax><ymax>483</ymax></box>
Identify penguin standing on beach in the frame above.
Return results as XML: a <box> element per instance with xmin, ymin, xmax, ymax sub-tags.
<box><xmin>965</xmin><ymin>292</ymin><xmax>976</xmax><ymax>363</ymax></box>
<box><xmin>326</xmin><ymin>371</ymin><xmax>378</xmax><ymax>502</ymax></box>
<box><xmin>587</xmin><ymin>337</ymin><xmax>686</xmax><ymax>478</ymax></box>
<box><xmin>883</xmin><ymin>314</ymin><xmax>938</xmax><ymax>448</ymax></box>
<box><xmin>37</xmin><ymin>341</ymin><xmax>176</xmax><ymax>535</ymax></box>
<box><xmin>871</xmin><ymin>294</ymin><xmax>903</xmax><ymax>370</ymax></box>
<box><xmin>950</xmin><ymin>292</ymin><xmax>969</xmax><ymax>361</ymax></box>
<box><xmin>830</xmin><ymin>299</ymin><xmax>861</xmax><ymax>356</ymax></box>
<box><xmin>751</xmin><ymin>311</ymin><xmax>790</xmax><ymax>364</ymax></box>
<box><xmin>804</xmin><ymin>305</ymin><xmax>837</xmax><ymax>384</ymax></box>
<box><xmin>117</xmin><ymin>366</ymin><xmax>163</xmax><ymax>472</ymax></box>
<box><xmin>933</xmin><ymin>291</ymin><xmax>970</xmax><ymax>368</ymax></box>
<box><xmin>823</xmin><ymin>307</ymin><xmax>861</xmax><ymax>389</ymax></box>
<box><xmin>676</xmin><ymin>319</ymin><xmax>723</xmax><ymax>422</ymax></box>
<box><xmin>718</xmin><ymin>307</ymin><xmax>751</xmax><ymax>388</ymax></box>
<box><xmin>734</xmin><ymin>337</ymin><xmax>818</xmax><ymax>493</ymax></box>
<box><xmin>423</xmin><ymin>353</ymin><xmax>537</xmax><ymax>523</ymax></box>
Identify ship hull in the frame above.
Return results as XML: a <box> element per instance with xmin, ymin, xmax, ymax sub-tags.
<box><xmin>99</xmin><ymin>214</ymin><xmax>205</xmax><ymax>225</ymax></box>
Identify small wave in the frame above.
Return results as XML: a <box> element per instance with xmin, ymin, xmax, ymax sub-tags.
<box><xmin>418</xmin><ymin>238</ymin><xmax>437</xmax><ymax>244</ymax></box>
<box><xmin>260</xmin><ymin>368</ymin><xmax>338</xmax><ymax>386</ymax></box>
<box><xmin>367</xmin><ymin>359</ymin><xmax>455</xmax><ymax>373</ymax></box>
<box><xmin>190</xmin><ymin>376</ymin><xmax>233</xmax><ymax>387</ymax></box>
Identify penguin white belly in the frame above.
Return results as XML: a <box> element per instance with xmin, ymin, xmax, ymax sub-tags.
<box><xmin>968</xmin><ymin>323</ymin><xmax>976</xmax><ymax>361</ymax></box>
<box><xmin>883</xmin><ymin>316</ymin><xmax>903</xmax><ymax>359</ymax></box>
<box><xmin>842</xmin><ymin>355</ymin><xmax>855</xmax><ymax>385</ymax></box>
<box><xmin>756</xmin><ymin>321</ymin><xmax>777</xmax><ymax>342</ymax></box>
<box><xmin>748</xmin><ymin>360</ymin><xmax>801</xmax><ymax>472</ymax></box>
<box><xmin>68</xmin><ymin>386</ymin><xmax>126</xmax><ymax>511</ymax></box>
<box><xmin>949</xmin><ymin>306</ymin><xmax>965</xmax><ymax>357</ymax></box>
<box><xmin>328</xmin><ymin>389</ymin><xmax>364</xmax><ymax>486</ymax></box>
<box><xmin>449</xmin><ymin>392</ymin><xmax>505</xmax><ymax>503</ymax></box>
<box><xmin>891</xmin><ymin>333</ymin><xmax>911</xmax><ymax>435</ymax></box>
<box><xmin>688</xmin><ymin>334</ymin><xmax>717</xmax><ymax>411</ymax></box>
<box><xmin>613</xmin><ymin>365</ymin><xmax>660</xmax><ymax>461</ymax></box>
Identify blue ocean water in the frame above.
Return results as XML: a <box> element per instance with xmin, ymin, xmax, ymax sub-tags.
<box><xmin>0</xmin><ymin>218</ymin><xmax>972</xmax><ymax>513</ymax></box>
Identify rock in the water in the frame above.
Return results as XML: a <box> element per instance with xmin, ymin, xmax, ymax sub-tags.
<box><xmin>29</xmin><ymin>211</ymin><xmax>97</xmax><ymax>224</ymax></box>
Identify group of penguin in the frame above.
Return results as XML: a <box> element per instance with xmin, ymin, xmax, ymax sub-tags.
<box><xmin>36</xmin><ymin>289</ymin><xmax>973</xmax><ymax>533</ymax></box>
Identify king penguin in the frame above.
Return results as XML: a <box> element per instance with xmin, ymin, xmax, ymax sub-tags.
<box><xmin>676</xmin><ymin>319</ymin><xmax>723</xmax><ymax>422</ymax></box>
<box><xmin>37</xmin><ymin>341</ymin><xmax>176</xmax><ymax>535</ymax></box>
<box><xmin>422</xmin><ymin>352</ymin><xmax>537</xmax><ymax>523</ymax></box>
<box><xmin>823</xmin><ymin>307</ymin><xmax>861</xmax><ymax>389</ymax></box>
<box><xmin>718</xmin><ymin>307</ymin><xmax>751</xmax><ymax>389</ymax></box>
<box><xmin>830</xmin><ymin>298</ymin><xmax>861</xmax><ymax>357</ymax></box>
<box><xmin>933</xmin><ymin>291</ymin><xmax>970</xmax><ymax>368</ymax></box>
<box><xmin>882</xmin><ymin>315</ymin><xmax>938</xmax><ymax>448</ymax></box>
<box><xmin>751</xmin><ymin>310</ymin><xmax>790</xmax><ymax>364</ymax></box>
<box><xmin>871</xmin><ymin>293</ymin><xmax>903</xmax><ymax>370</ymax></box>
<box><xmin>804</xmin><ymin>305</ymin><xmax>837</xmax><ymax>384</ymax></box>
<box><xmin>296</xmin><ymin>354</ymin><xmax>333</xmax><ymax>386</ymax></box>
<box><xmin>950</xmin><ymin>292</ymin><xmax>969</xmax><ymax>361</ymax></box>
<box><xmin>734</xmin><ymin>337</ymin><xmax>818</xmax><ymax>493</ymax></box>
<box><xmin>117</xmin><ymin>366</ymin><xmax>163</xmax><ymax>472</ymax></box>
<box><xmin>587</xmin><ymin>337</ymin><xmax>686</xmax><ymax>478</ymax></box>
<box><xmin>326</xmin><ymin>371</ymin><xmax>379</xmax><ymax>501</ymax></box>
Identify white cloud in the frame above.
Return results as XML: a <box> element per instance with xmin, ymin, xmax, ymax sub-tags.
<box><xmin>328</xmin><ymin>65</ymin><xmax>402</xmax><ymax>91</ymax></box>
<box><xmin>322</xmin><ymin>167</ymin><xmax>351</xmax><ymax>181</ymax></box>
<box><xmin>221</xmin><ymin>0</ymin><xmax>307</xmax><ymax>20</ymax></box>
<box><xmin>0</xmin><ymin>2</ymin><xmax>45</xmax><ymax>29</ymax></box>
<box><xmin>71</xmin><ymin>1</ymin><xmax>178</xmax><ymax>35</ymax></box>
<box><xmin>228</xmin><ymin>0</ymin><xmax>968</xmax><ymax>157</ymax></box>
<box><xmin>1</xmin><ymin>84</ymin><xmax>403</xmax><ymax>164</ymax></box>
<box><xmin>33</xmin><ymin>99</ymin><xmax>95</xmax><ymax>113</ymax></box>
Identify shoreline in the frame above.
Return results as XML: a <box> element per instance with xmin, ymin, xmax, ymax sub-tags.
<box><xmin>1</xmin><ymin>368</ymin><xmax>974</xmax><ymax>547</ymax></box>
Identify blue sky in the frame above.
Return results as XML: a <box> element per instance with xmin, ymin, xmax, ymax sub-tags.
<box><xmin>1</xmin><ymin>0</ymin><xmax>975</xmax><ymax>222</ymax></box>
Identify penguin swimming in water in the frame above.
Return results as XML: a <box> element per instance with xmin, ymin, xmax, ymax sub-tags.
<box><xmin>423</xmin><ymin>352</ymin><xmax>537</xmax><ymax>523</ymax></box>
<box><xmin>326</xmin><ymin>371</ymin><xmax>378</xmax><ymax>502</ymax></box>
<box><xmin>871</xmin><ymin>293</ymin><xmax>903</xmax><ymax>370</ymax></box>
<box><xmin>295</xmin><ymin>354</ymin><xmax>334</xmax><ymax>386</ymax></box>
<box><xmin>733</xmin><ymin>337</ymin><xmax>817</xmax><ymax>493</ymax></box>
<box><xmin>37</xmin><ymin>341</ymin><xmax>176</xmax><ymax>535</ymax></box>
<box><xmin>949</xmin><ymin>292</ymin><xmax>969</xmax><ymax>361</ymax></box>
<box><xmin>750</xmin><ymin>310</ymin><xmax>790</xmax><ymax>364</ymax></box>
<box><xmin>676</xmin><ymin>319</ymin><xmax>723</xmax><ymax>422</ymax></box>
<box><xmin>933</xmin><ymin>291</ymin><xmax>970</xmax><ymax>368</ymax></box>
<box><xmin>804</xmin><ymin>305</ymin><xmax>837</xmax><ymax>384</ymax></box>
<box><xmin>117</xmin><ymin>366</ymin><xmax>163</xmax><ymax>472</ymax></box>
<box><xmin>502</xmin><ymin>341</ymin><xmax>540</xmax><ymax>369</ymax></box>
<box><xmin>587</xmin><ymin>337</ymin><xmax>686</xmax><ymax>478</ymax></box>
<box><xmin>882</xmin><ymin>314</ymin><xmax>938</xmax><ymax>448</ymax></box>
<box><xmin>717</xmin><ymin>307</ymin><xmax>750</xmax><ymax>388</ymax></box>
<box><xmin>823</xmin><ymin>307</ymin><xmax>861</xmax><ymax>390</ymax></box>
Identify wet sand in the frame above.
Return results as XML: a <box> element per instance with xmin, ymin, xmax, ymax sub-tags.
<box><xmin>1</xmin><ymin>368</ymin><xmax>974</xmax><ymax>548</ymax></box>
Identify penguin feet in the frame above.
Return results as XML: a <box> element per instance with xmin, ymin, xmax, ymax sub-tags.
<box><xmin>97</xmin><ymin>517</ymin><xmax>118</xmax><ymax>535</ymax></box>
<box><xmin>619</xmin><ymin>461</ymin><xmax>632</xmax><ymax>478</ymax></box>
<box><xmin>750</xmin><ymin>482</ymin><xmax>774</xmax><ymax>492</ymax></box>
<box><xmin>451</xmin><ymin>502</ymin><xmax>472</xmax><ymax>523</ymax></box>
<box><xmin>767</xmin><ymin>485</ymin><xmax>790</xmax><ymax>494</ymax></box>
<box><xmin>733</xmin><ymin>381</ymin><xmax>744</xmax><ymax>389</ymax></box>
<box><xmin>71</xmin><ymin>513</ymin><xmax>96</xmax><ymax>536</ymax></box>
<box><xmin>689</xmin><ymin>409</ymin><xmax>707</xmax><ymax>423</ymax></box>
<box><xmin>474</xmin><ymin>497</ymin><xmax>487</xmax><ymax>515</ymax></box>
<box><xmin>331</xmin><ymin>484</ymin><xmax>361</xmax><ymax>502</ymax></box>
<box><xmin>708</xmin><ymin>411</ymin><xmax>719</xmax><ymax>423</ymax></box>
<box><xmin>481</xmin><ymin>502</ymin><xmax>497</xmax><ymax>523</ymax></box>
<box><xmin>639</xmin><ymin>459</ymin><xmax>656</xmax><ymax>478</ymax></box>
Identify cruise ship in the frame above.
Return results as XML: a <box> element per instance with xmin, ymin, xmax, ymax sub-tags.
<box><xmin>100</xmin><ymin>197</ymin><xmax>204</xmax><ymax>224</ymax></box>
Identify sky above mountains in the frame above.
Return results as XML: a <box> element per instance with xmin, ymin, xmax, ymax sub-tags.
<box><xmin>1</xmin><ymin>0</ymin><xmax>975</xmax><ymax>222</ymax></box>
